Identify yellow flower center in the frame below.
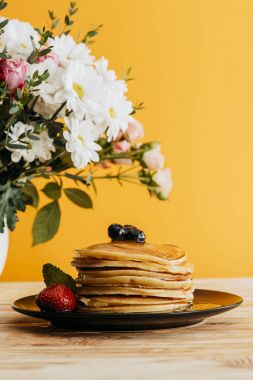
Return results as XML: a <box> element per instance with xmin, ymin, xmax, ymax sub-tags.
<box><xmin>108</xmin><ymin>107</ymin><xmax>116</xmax><ymax>118</ymax></box>
<box><xmin>77</xmin><ymin>134</ymin><xmax>84</xmax><ymax>144</ymax></box>
<box><xmin>73</xmin><ymin>83</ymin><xmax>85</xmax><ymax>98</ymax></box>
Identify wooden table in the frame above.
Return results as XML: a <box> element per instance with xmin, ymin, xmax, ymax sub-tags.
<box><xmin>0</xmin><ymin>278</ymin><xmax>252</xmax><ymax>379</ymax></box>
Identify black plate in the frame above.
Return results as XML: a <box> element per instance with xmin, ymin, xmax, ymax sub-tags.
<box><xmin>12</xmin><ymin>289</ymin><xmax>242</xmax><ymax>331</ymax></box>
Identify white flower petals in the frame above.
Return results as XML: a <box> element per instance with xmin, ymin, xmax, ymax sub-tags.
<box><xmin>63</xmin><ymin>118</ymin><xmax>101</xmax><ymax>169</ymax></box>
<box><xmin>7</xmin><ymin>122</ymin><xmax>55</xmax><ymax>163</ymax></box>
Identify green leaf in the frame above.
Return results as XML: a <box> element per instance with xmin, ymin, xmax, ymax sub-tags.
<box><xmin>20</xmin><ymin>182</ymin><xmax>39</xmax><ymax>208</ymax></box>
<box><xmin>16</xmin><ymin>87</ymin><xmax>23</xmax><ymax>99</ymax></box>
<box><xmin>6</xmin><ymin>143</ymin><xmax>29</xmax><ymax>150</ymax></box>
<box><xmin>28</xmin><ymin>50</ymin><xmax>37</xmax><ymax>64</ymax></box>
<box><xmin>0</xmin><ymin>183</ymin><xmax>26</xmax><ymax>233</ymax></box>
<box><xmin>64</xmin><ymin>188</ymin><xmax>92</xmax><ymax>208</ymax></box>
<box><xmin>52</xmin><ymin>18</ymin><xmax>60</xmax><ymax>29</ymax></box>
<box><xmin>0</xmin><ymin>19</ymin><xmax>8</xmax><ymax>29</ymax></box>
<box><xmin>65</xmin><ymin>15</ymin><xmax>70</xmax><ymax>25</ymax></box>
<box><xmin>0</xmin><ymin>3</ymin><xmax>7</xmax><ymax>11</ymax></box>
<box><xmin>38</xmin><ymin>47</ymin><xmax>51</xmax><ymax>57</ymax></box>
<box><xmin>32</xmin><ymin>200</ymin><xmax>61</xmax><ymax>245</ymax></box>
<box><xmin>48</xmin><ymin>10</ymin><xmax>54</xmax><ymax>19</ymax></box>
<box><xmin>42</xmin><ymin>263</ymin><xmax>76</xmax><ymax>293</ymax></box>
<box><xmin>0</xmin><ymin>52</ymin><xmax>9</xmax><ymax>58</ymax></box>
<box><xmin>42</xmin><ymin>182</ymin><xmax>61</xmax><ymax>200</ymax></box>
<box><xmin>28</xmin><ymin>134</ymin><xmax>40</xmax><ymax>141</ymax></box>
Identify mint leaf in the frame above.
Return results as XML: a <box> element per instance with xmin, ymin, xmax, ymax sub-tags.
<box><xmin>42</xmin><ymin>263</ymin><xmax>76</xmax><ymax>293</ymax></box>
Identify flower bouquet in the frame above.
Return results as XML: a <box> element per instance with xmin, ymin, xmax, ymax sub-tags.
<box><xmin>0</xmin><ymin>1</ymin><xmax>172</xmax><ymax>246</ymax></box>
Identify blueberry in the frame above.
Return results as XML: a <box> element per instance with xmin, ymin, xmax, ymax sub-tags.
<box><xmin>124</xmin><ymin>224</ymin><xmax>137</xmax><ymax>230</ymax></box>
<box><xmin>108</xmin><ymin>224</ymin><xmax>125</xmax><ymax>240</ymax></box>
<box><xmin>124</xmin><ymin>228</ymin><xmax>146</xmax><ymax>243</ymax></box>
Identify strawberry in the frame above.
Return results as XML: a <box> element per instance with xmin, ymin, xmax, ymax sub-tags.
<box><xmin>35</xmin><ymin>284</ymin><xmax>77</xmax><ymax>312</ymax></box>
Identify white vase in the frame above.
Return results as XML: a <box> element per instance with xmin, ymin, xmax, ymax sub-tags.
<box><xmin>0</xmin><ymin>222</ymin><xmax>9</xmax><ymax>275</ymax></box>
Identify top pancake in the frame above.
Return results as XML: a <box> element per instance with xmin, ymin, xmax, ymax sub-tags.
<box><xmin>74</xmin><ymin>241</ymin><xmax>186</xmax><ymax>266</ymax></box>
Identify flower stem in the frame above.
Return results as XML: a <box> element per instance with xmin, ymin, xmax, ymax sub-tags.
<box><xmin>49</xmin><ymin>101</ymin><xmax>67</xmax><ymax>121</ymax></box>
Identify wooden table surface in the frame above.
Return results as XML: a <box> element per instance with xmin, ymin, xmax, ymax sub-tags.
<box><xmin>0</xmin><ymin>278</ymin><xmax>252</xmax><ymax>380</ymax></box>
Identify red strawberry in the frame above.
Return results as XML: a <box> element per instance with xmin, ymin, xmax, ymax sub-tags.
<box><xmin>35</xmin><ymin>284</ymin><xmax>77</xmax><ymax>312</ymax></box>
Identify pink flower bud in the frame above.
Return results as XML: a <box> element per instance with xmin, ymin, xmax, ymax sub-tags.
<box><xmin>124</xmin><ymin>119</ymin><xmax>144</xmax><ymax>142</ymax></box>
<box><xmin>143</xmin><ymin>145</ymin><xmax>164</xmax><ymax>171</ymax></box>
<box><xmin>153</xmin><ymin>168</ymin><xmax>173</xmax><ymax>199</ymax></box>
<box><xmin>113</xmin><ymin>140</ymin><xmax>131</xmax><ymax>153</ymax></box>
<box><xmin>0</xmin><ymin>58</ymin><xmax>27</xmax><ymax>93</ymax></box>
<box><xmin>100</xmin><ymin>160</ymin><xmax>111</xmax><ymax>169</ymax></box>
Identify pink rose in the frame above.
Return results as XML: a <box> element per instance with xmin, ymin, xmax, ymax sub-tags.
<box><xmin>0</xmin><ymin>58</ymin><xmax>27</xmax><ymax>93</ymax></box>
<box><xmin>142</xmin><ymin>145</ymin><xmax>164</xmax><ymax>170</ymax></box>
<box><xmin>36</xmin><ymin>48</ymin><xmax>59</xmax><ymax>65</ymax></box>
<box><xmin>124</xmin><ymin>119</ymin><xmax>144</xmax><ymax>142</ymax></box>
<box><xmin>113</xmin><ymin>140</ymin><xmax>131</xmax><ymax>153</ymax></box>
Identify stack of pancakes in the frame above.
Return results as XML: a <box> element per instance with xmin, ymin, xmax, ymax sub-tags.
<box><xmin>72</xmin><ymin>241</ymin><xmax>194</xmax><ymax>313</ymax></box>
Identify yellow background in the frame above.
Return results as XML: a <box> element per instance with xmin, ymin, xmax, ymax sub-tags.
<box><xmin>1</xmin><ymin>0</ymin><xmax>253</xmax><ymax>281</ymax></box>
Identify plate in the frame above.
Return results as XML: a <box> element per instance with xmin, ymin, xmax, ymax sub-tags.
<box><xmin>12</xmin><ymin>289</ymin><xmax>242</xmax><ymax>331</ymax></box>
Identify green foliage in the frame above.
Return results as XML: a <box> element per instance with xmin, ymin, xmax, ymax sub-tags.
<box><xmin>48</xmin><ymin>10</ymin><xmax>60</xmax><ymax>31</ymax></box>
<box><xmin>0</xmin><ymin>1</ymin><xmax>7</xmax><ymax>11</ymax></box>
<box><xmin>28</xmin><ymin>29</ymin><xmax>53</xmax><ymax>64</ymax></box>
<box><xmin>42</xmin><ymin>182</ymin><xmax>62</xmax><ymax>200</ymax></box>
<box><xmin>32</xmin><ymin>200</ymin><xmax>61</xmax><ymax>245</ymax></box>
<box><xmin>60</xmin><ymin>1</ymin><xmax>79</xmax><ymax>35</ymax></box>
<box><xmin>0</xmin><ymin>182</ymin><xmax>26</xmax><ymax>233</ymax></box>
<box><xmin>42</xmin><ymin>263</ymin><xmax>76</xmax><ymax>293</ymax></box>
<box><xmin>64</xmin><ymin>188</ymin><xmax>92</xmax><ymax>208</ymax></box>
<box><xmin>0</xmin><ymin>1</ymin><xmax>8</xmax><ymax>36</ymax></box>
<box><xmin>27</xmin><ymin>69</ymin><xmax>49</xmax><ymax>87</ymax></box>
<box><xmin>0</xmin><ymin>18</ymin><xmax>8</xmax><ymax>30</ymax></box>
<box><xmin>122</xmin><ymin>67</ymin><xmax>135</xmax><ymax>82</ymax></box>
<box><xmin>131</xmin><ymin>101</ymin><xmax>144</xmax><ymax>115</ymax></box>
<box><xmin>82</xmin><ymin>24</ymin><xmax>103</xmax><ymax>45</ymax></box>
<box><xmin>20</xmin><ymin>182</ymin><xmax>39</xmax><ymax>208</ymax></box>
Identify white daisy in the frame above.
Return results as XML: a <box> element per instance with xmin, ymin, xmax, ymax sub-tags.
<box><xmin>49</xmin><ymin>34</ymin><xmax>94</xmax><ymax>67</ymax></box>
<box><xmin>63</xmin><ymin>117</ymin><xmax>101</xmax><ymax>169</ymax></box>
<box><xmin>29</xmin><ymin>65</ymin><xmax>66</xmax><ymax>119</ymax></box>
<box><xmin>96</xmin><ymin>57</ymin><xmax>127</xmax><ymax>94</ymax></box>
<box><xmin>0</xmin><ymin>18</ymin><xmax>39</xmax><ymax>59</ymax></box>
<box><xmin>94</xmin><ymin>90</ymin><xmax>133</xmax><ymax>141</ymax></box>
<box><xmin>54</xmin><ymin>61</ymin><xmax>104</xmax><ymax>119</ymax></box>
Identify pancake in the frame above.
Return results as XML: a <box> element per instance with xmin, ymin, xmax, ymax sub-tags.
<box><xmin>77</xmin><ymin>286</ymin><xmax>194</xmax><ymax>299</ymax></box>
<box><xmin>75</xmin><ymin>241</ymin><xmax>186</xmax><ymax>266</ymax></box>
<box><xmin>72</xmin><ymin>259</ymin><xmax>193</xmax><ymax>275</ymax></box>
<box><xmin>79</xmin><ymin>295</ymin><xmax>190</xmax><ymax>307</ymax></box>
<box><xmin>78</xmin><ymin>269</ymin><xmax>191</xmax><ymax>281</ymax></box>
<box><xmin>78</xmin><ymin>302</ymin><xmax>189</xmax><ymax>313</ymax></box>
<box><xmin>73</xmin><ymin>236</ymin><xmax>194</xmax><ymax>313</ymax></box>
<box><xmin>76</xmin><ymin>276</ymin><xmax>193</xmax><ymax>290</ymax></box>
